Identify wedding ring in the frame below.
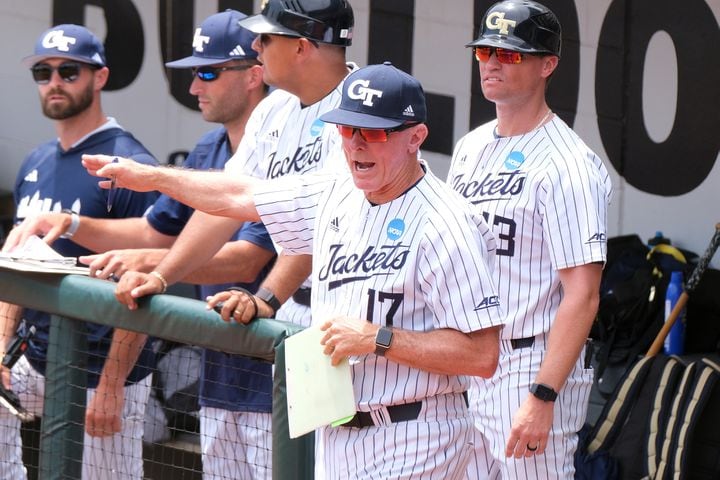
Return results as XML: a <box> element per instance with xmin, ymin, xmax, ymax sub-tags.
<box><xmin>527</xmin><ymin>443</ymin><xmax>538</xmax><ymax>452</ymax></box>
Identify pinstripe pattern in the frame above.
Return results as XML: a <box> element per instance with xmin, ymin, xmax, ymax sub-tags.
<box><xmin>318</xmin><ymin>393</ymin><xmax>475</xmax><ymax>479</ymax></box>
<box><xmin>255</xmin><ymin>165</ymin><xmax>503</xmax><ymax>477</ymax></box>
<box><xmin>224</xmin><ymin>80</ymin><xmax>349</xmax><ymax>181</ymax></box>
<box><xmin>224</xmin><ymin>69</ymin><xmax>354</xmax><ymax>327</ymax></box>
<box><xmin>448</xmin><ymin>116</ymin><xmax>611</xmax><ymax>479</ymax></box>
<box><xmin>469</xmin><ymin>352</ymin><xmax>592</xmax><ymax>479</ymax></box>
<box><xmin>448</xmin><ymin>117</ymin><xmax>611</xmax><ymax>340</ymax></box>
<box><xmin>200</xmin><ymin>407</ymin><xmax>272</xmax><ymax>480</ymax></box>
<box><xmin>0</xmin><ymin>355</ymin><xmax>151</xmax><ymax>479</ymax></box>
<box><xmin>256</xmin><ymin>169</ymin><xmax>502</xmax><ymax>406</ymax></box>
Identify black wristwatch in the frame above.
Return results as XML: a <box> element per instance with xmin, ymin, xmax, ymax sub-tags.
<box><xmin>529</xmin><ymin>383</ymin><xmax>558</xmax><ymax>402</ymax></box>
<box><xmin>374</xmin><ymin>326</ymin><xmax>393</xmax><ymax>356</ymax></box>
<box><xmin>255</xmin><ymin>287</ymin><xmax>281</xmax><ymax>317</ymax></box>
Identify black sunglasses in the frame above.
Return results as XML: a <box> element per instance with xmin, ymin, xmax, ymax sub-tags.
<box><xmin>191</xmin><ymin>64</ymin><xmax>255</xmax><ymax>82</ymax></box>
<box><xmin>31</xmin><ymin>62</ymin><xmax>93</xmax><ymax>84</ymax></box>
<box><xmin>259</xmin><ymin>33</ymin><xmax>319</xmax><ymax>49</ymax></box>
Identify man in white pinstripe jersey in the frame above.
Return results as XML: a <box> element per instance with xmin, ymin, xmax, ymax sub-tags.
<box><xmin>82</xmin><ymin>62</ymin><xmax>506</xmax><ymax>480</ymax></box>
<box><xmin>104</xmin><ymin>0</ymin><xmax>357</xmax><ymax>330</ymax></box>
<box><xmin>447</xmin><ymin>1</ymin><xmax>613</xmax><ymax>478</ymax></box>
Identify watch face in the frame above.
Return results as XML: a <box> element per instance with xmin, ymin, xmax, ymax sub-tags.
<box><xmin>376</xmin><ymin>327</ymin><xmax>393</xmax><ymax>347</ymax></box>
<box><xmin>374</xmin><ymin>327</ymin><xmax>393</xmax><ymax>356</ymax></box>
<box><xmin>530</xmin><ymin>383</ymin><xmax>557</xmax><ymax>401</ymax></box>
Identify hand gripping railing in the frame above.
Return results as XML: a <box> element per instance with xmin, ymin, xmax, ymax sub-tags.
<box><xmin>0</xmin><ymin>268</ymin><xmax>312</xmax><ymax>480</ymax></box>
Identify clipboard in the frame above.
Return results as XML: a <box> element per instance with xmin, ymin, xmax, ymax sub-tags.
<box><xmin>0</xmin><ymin>236</ymin><xmax>89</xmax><ymax>275</ymax></box>
<box><xmin>284</xmin><ymin>326</ymin><xmax>356</xmax><ymax>438</ymax></box>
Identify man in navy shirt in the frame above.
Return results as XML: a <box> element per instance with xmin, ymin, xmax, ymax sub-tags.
<box><xmin>0</xmin><ymin>24</ymin><xmax>159</xmax><ymax>479</ymax></box>
<box><xmin>4</xmin><ymin>11</ymin><xmax>277</xmax><ymax>479</ymax></box>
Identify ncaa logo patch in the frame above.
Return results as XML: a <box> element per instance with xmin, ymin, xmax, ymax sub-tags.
<box><xmin>310</xmin><ymin>118</ymin><xmax>325</xmax><ymax>137</ymax></box>
<box><xmin>504</xmin><ymin>151</ymin><xmax>525</xmax><ymax>170</ymax></box>
<box><xmin>387</xmin><ymin>218</ymin><xmax>405</xmax><ymax>241</ymax></box>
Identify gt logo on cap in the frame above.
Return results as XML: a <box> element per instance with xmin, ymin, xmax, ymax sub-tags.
<box><xmin>192</xmin><ymin>28</ymin><xmax>210</xmax><ymax>52</ymax></box>
<box><xmin>485</xmin><ymin>11</ymin><xmax>517</xmax><ymax>35</ymax></box>
<box><xmin>42</xmin><ymin>30</ymin><xmax>77</xmax><ymax>52</ymax></box>
<box><xmin>348</xmin><ymin>79</ymin><xmax>383</xmax><ymax>106</ymax></box>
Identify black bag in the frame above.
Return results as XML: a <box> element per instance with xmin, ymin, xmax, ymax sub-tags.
<box><xmin>577</xmin><ymin>354</ymin><xmax>720</xmax><ymax>480</ymax></box>
<box><xmin>585</xmin><ymin>235</ymin><xmax>692</xmax><ymax>426</ymax></box>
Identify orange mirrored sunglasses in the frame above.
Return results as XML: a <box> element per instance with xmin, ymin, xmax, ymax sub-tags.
<box><xmin>336</xmin><ymin>123</ymin><xmax>417</xmax><ymax>143</ymax></box>
<box><xmin>473</xmin><ymin>46</ymin><xmax>525</xmax><ymax>64</ymax></box>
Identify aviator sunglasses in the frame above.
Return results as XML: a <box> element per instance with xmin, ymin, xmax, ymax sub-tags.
<box><xmin>191</xmin><ymin>64</ymin><xmax>255</xmax><ymax>82</ymax></box>
<box><xmin>31</xmin><ymin>62</ymin><xmax>93</xmax><ymax>84</ymax></box>
<box><xmin>473</xmin><ymin>46</ymin><xmax>529</xmax><ymax>65</ymax></box>
<box><xmin>336</xmin><ymin>123</ymin><xmax>418</xmax><ymax>143</ymax></box>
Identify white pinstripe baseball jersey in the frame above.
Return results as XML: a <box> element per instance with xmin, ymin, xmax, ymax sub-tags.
<box><xmin>254</xmin><ymin>166</ymin><xmax>504</xmax><ymax>408</ymax></box>
<box><xmin>224</xmin><ymin>67</ymin><xmax>355</xmax><ymax>326</ymax></box>
<box><xmin>447</xmin><ymin>116</ymin><xmax>612</xmax><ymax>340</ymax></box>
<box><xmin>225</xmin><ymin>74</ymin><xmax>353</xmax><ymax>179</ymax></box>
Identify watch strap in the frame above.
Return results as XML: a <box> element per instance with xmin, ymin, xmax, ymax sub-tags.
<box><xmin>255</xmin><ymin>287</ymin><xmax>281</xmax><ymax>316</ymax></box>
<box><xmin>60</xmin><ymin>209</ymin><xmax>80</xmax><ymax>239</ymax></box>
<box><xmin>530</xmin><ymin>383</ymin><xmax>558</xmax><ymax>402</ymax></box>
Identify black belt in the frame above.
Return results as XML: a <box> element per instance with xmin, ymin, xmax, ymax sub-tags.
<box><xmin>511</xmin><ymin>336</ymin><xmax>535</xmax><ymax>349</ymax></box>
<box><xmin>341</xmin><ymin>392</ymin><xmax>468</xmax><ymax>429</ymax></box>
<box><xmin>342</xmin><ymin>401</ymin><xmax>422</xmax><ymax>428</ymax></box>
<box><xmin>292</xmin><ymin>287</ymin><xmax>311</xmax><ymax>307</ymax></box>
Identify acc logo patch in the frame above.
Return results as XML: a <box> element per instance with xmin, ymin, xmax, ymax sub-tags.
<box><xmin>387</xmin><ymin>218</ymin><xmax>405</xmax><ymax>241</ymax></box>
<box><xmin>504</xmin><ymin>151</ymin><xmax>525</xmax><ymax>170</ymax></box>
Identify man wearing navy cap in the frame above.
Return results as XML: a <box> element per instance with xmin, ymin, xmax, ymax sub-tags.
<box><xmin>3</xmin><ymin>12</ymin><xmax>277</xmax><ymax>479</ymax></box>
<box><xmin>104</xmin><ymin>0</ymin><xmax>358</xmax><ymax>336</ymax></box>
<box><xmin>0</xmin><ymin>24</ymin><xmax>158</xmax><ymax>479</ymax></box>
<box><xmin>82</xmin><ymin>62</ymin><xmax>504</xmax><ymax>479</ymax></box>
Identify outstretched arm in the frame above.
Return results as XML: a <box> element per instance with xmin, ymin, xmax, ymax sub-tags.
<box><xmin>81</xmin><ymin>154</ymin><xmax>261</xmax><ymax>221</ymax></box>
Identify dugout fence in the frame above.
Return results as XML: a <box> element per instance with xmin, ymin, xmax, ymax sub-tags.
<box><xmin>0</xmin><ymin>268</ymin><xmax>313</xmax><ymax>480</ymax></box>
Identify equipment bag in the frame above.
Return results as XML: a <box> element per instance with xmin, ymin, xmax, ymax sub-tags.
<box><xmin>586</xmin><ymin>235</ymin><xmax>690</xmax><ymax>426</ymax></box>
<box><xmin>577</xmin><ymin>354</ymin><xmax>720</xmax><ymax>479</ymax></box>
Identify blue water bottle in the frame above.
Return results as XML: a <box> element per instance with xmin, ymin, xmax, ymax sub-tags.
<box><xmin>663</xmin><ymin>270</ymin><xmax>685</xmax><ymax>355</ymax></box>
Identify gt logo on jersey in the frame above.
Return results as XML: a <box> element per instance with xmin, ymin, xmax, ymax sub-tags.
<box><xmin>42</xmin><ymin>30</ymin><xmax>76</xmax><ymax>52</ymax></box>
<box><xmin>504</xmin><ymin>151</ymin><xmax>525</xmax><ymax>170</ymax></box>
<box><xmin>348</xmin><ymin>79</ymin><xmax>383</xmax><ymax>106</ymax></box>
<box><xmin>485</xmin><ymin>11</ymin><xmax>517</xmax><ymax>35</ymax></box>
<box><xmin>387</xmin><ymin>218</ymin><xmax>405</xmax><ymax>240</ymax></box>
<box><xmin>474</xmin><ymin>295</ymin><xmax>500</xmax><ymax>311</ymax></box>
<box><xmin>192</xmin><ymin>28</ymin><xmax>210</xmax><ymax>52</ymax></box>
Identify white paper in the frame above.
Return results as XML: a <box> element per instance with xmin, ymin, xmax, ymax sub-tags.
<box><xmin>284</xmin><ymin>326</ymin><xmax>356</xmax><ymax>438</ymax></box>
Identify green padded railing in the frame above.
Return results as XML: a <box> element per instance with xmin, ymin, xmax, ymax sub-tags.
<box><xmin>0</xmin><ymin>268</ymin><xmax>313</xmax><ymax>480</ymax></box>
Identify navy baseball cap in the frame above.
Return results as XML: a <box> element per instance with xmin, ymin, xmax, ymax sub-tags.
<box><xmin>165</xmin><ymin>10</ymin><xmax>258</xmax><ymax>68</ymax></box>
<box><xmin>22</xmin><ymin>24</ymin><xmax>106</xmax><ymax>68</ymax></box>
<box><xmin>320</xmin><ymin>62</ymin><xmax>427</xmax><ymax>129</ymax></box>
